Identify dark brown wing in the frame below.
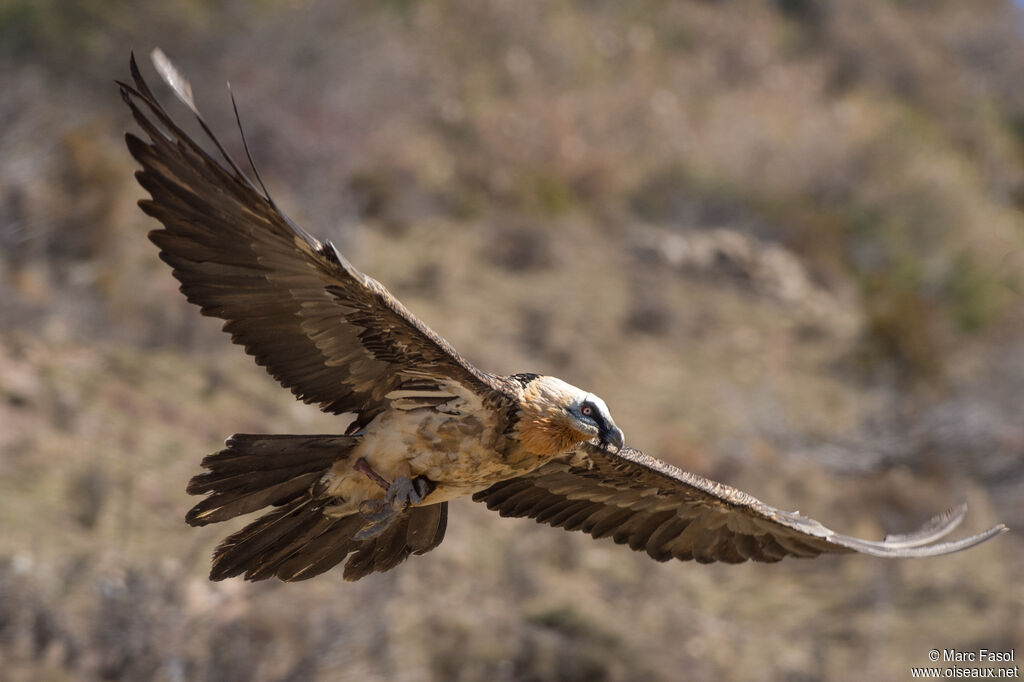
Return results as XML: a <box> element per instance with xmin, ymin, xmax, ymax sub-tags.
<box><xmin>474</xmin><ymin>442</ymin><xmax>1007</xmax><ymax>562</ymax></box>
<box><xmin>119</xmin><ymin>52</ymin><xmax>505</xmax><ymax>426</ymax></box>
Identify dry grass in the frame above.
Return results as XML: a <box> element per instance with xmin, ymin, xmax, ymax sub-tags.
<box><xmin>1</xmin><ymin>0</ymin><xmax>1023</xmax><ymax>679</ymax></box>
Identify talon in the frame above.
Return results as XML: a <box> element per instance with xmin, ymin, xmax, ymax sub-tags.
<box><xmin>356</xmin><ymin>498</ymin><xmax>399</xmax><ymax>540</ymax></box>
<box><xmin>386</xmin><ymin>476</ymin><xmax>414</xmax><ymax>509</ymax></box>
<box><xmin>353</xmin><ymin>470</ymin><xmax>438</xmax><ymax>541</ymax></box>
<box><xmin>358</xmin><ymin>499</ymin><xmax>390</xmax><ymax>522</ymax></box>
<box><xmin>354</xmin><ymin>514</ymin><xmax>396</xmax><ymax>540</ymax></box>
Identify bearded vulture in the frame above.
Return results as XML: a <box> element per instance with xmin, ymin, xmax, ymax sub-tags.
<box><xmin>118</xmin><ymin>51</ymin><xmax>1005</xmax><ymax>582</ymax></box>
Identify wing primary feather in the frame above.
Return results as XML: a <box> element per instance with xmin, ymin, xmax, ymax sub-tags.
<box><xmin>150</xmin><ymin>48</ymin><xmax>197</xmax><ymax>114</ymax></box>
<box><xmin>224</xmin><ymin>82</ymin><xmax>319</xmax><ymax>246</ymax></box>
<box><xmin>830</xmin><ymin>524</ymin><xmax>1007</xmax><ymax>557</ymax></box>
<box><xmin>146</xmin><ymin>49</ymin><xmax>257</xmax><ymax>195</ymax></box>
<box><xmin>881</xmin><ymin>504</ymin><xmax>966</xmax><ymax>549</ymax></box>
<box><xmin>226</xmin><ymin>83</ymin><xmax>272</xmax><ymax>202</ymax></box>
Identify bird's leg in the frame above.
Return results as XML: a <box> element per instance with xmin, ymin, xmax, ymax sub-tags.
<box><xmin>353</xmin><ymin>458</ymin><xmax>437</xmax><ymax>540</ymax></box>
<box><xmin>353</xmin><ymin>458</ymin><xmax>390</xmax><ymax>492</ymax></box>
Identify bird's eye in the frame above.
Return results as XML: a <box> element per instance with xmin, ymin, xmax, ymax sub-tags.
<box><xmin>581</xmin><ymin>405</ymin><xmax>593</xmax><ymax>417</ymax></box>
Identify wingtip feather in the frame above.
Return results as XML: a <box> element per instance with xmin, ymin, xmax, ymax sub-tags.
<box><xmin>834</xmin><ymin>521</ymin><xmax>1007</xmax><ymax>558</ymax></box>
<box><xmin>151</xmin><ymin>47</ymin><xmax>199</xmax><ymax>115</ymax></box>
<box><xmin>881</xmin><ymin>503</ymin><xmax>967</xmax><ymax>549</ymax></box>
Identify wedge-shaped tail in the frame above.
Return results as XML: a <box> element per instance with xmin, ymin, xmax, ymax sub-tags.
<box><xmin>186</xmin><ymin>434</ymin><xmax>347</xmax><ymax>526</ymax></box>
<box><xmin>187</xmin><ymin>434</ymin><xmax>448</xmax><ymax>581</ymax></box>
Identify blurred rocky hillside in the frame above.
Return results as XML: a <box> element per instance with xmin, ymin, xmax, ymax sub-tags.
<box><xmin>1</xmin><ymin>1</ymin><xmax>1022</xmax><ymax>680</ymax></box>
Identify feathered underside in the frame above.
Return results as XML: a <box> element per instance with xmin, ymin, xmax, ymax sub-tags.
<box><xmin>474</xmin><ymin>443</ymin><xmax>1007</xmax><ymax>563</ymax></box>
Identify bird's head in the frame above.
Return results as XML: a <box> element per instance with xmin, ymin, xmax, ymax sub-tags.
<box><xmin>516</xmin><ymin>376</ymin><xmax>624</xmax><ymax>456</ymax></box>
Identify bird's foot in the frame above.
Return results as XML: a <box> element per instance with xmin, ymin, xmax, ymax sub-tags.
<box><xmin>355</xmin><ymin>499</ymin><xmax>399</xmax><ymax>539</ymax></box>
<box><xmin>354</xmin><ymin>464</ymin><xmax>437</xmax><ymax>540</ymax></box>
<box><xmin>386</xmin><ymin>474</ymin><xmax>436</xmax><ymax>508</ymax></box>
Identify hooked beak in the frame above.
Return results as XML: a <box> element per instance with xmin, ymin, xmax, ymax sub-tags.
<box><xmin>599</xmin><ymin>423</ymin><xmax>625</xmax><ymax>452</ymax></box>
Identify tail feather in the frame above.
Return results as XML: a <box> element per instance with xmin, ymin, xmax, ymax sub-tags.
<box><xmin>187</xmin><ymin>463</ymin><xmax>326</xmax><ymax>496</ymax></box>
<box><xmin>246</xmin><ymin>514</ymin><xmax>349</xmax><ymax>581</ymax></box>
<box><xmin>192</xmin><ymin>434</ymin><xmax>349</xmax><ymax>478</ymax></box>
<box><xmin>407</xmin><ymin>502</ymin><xmax>448</xmax><ymax>554</ymax></box>
<box><xmin>210</xmin><ymin>499</ymin><xmax>322</xmax><ymax>580</ymax></box>
<box><xmin>342</xmin><ymin>513</ymin><xmax>415</xmax><ymax>580</ymax></box>
<box><xmin>189</xmin><ymin>433</ymin><xmax>449</xmax><ymax>582</ymax></box>
<box><xmin>187</xmin><ymin>471</ymin><xmax>322</xmax><ymax>526</ymax></box>
<box><xmin>274</xmin><ymin>516</ymin><xmax>366</xmax><ymax>581</ymax></box>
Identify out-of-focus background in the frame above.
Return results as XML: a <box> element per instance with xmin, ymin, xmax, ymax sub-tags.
<box><xmin>1</xmin><ymin>1</ymin><xmax>1022</xmax><ymax>680</ymax></box>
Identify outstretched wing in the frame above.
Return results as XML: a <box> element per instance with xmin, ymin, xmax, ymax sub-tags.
<box><xmin>119</xmin><ymin>52</ymin><xmax>504</xmax><ymax>427</ymax></box>
<box><xmin>474</xmin><ymin>442</ymin><xmax>1007</xmax><ymax>562</ymax></box>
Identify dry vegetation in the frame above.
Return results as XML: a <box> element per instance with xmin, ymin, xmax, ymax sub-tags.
<box><xmin>1</xmin><ymin>1</ymin><xmax>1022</xmax><ymax>680</ymax></box>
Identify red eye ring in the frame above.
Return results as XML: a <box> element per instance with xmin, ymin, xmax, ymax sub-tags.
<box><xmin>581</xmin><ymin>405</ymin><xmax>593</xmax><ymax>416</ymax></box>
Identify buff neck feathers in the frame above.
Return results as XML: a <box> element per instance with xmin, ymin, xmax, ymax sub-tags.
<box><xmin>515</xmin><ymin>376</ymin><xmax>600</xmax><ymax>457</ymax></box>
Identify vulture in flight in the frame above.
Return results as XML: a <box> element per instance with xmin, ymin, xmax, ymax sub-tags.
<box><xmin>119</xmin><ymin>51</ymin><xmax>1006</xmax><ymax>582</ymax></box>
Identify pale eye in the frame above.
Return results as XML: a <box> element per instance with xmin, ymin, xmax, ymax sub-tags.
<box><xmin>581</xmin><ymin>405</ymin><xmax>593</xmax><ymax>417</ymax></box>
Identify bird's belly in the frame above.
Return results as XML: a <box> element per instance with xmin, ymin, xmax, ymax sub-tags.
<box><xmin>407</xmin><ymin>439</ymin><xmax>539</xmax><ymax>503</ymax></box>
<box><xmin>328</xmin><ymin>407</ymin><xmax>542</xmax><ymax>506</ymax></box>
